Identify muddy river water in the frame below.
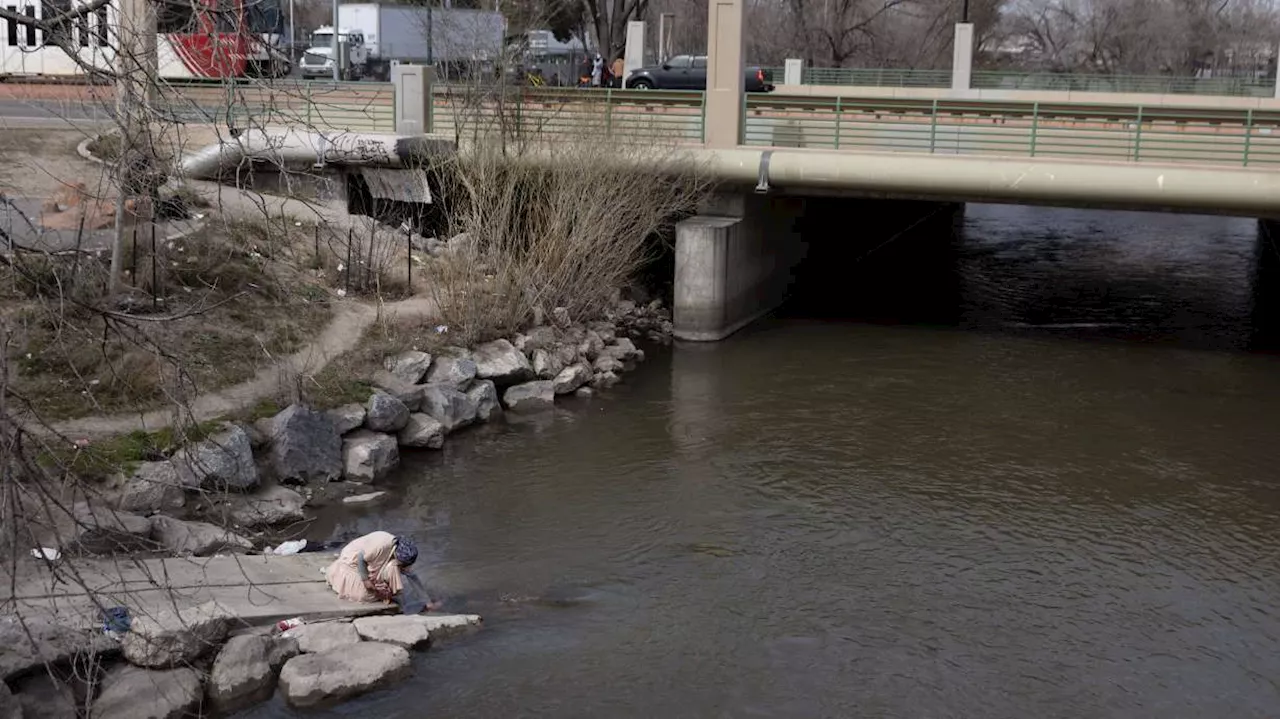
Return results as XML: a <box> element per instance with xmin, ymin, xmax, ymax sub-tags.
<box><xmin>247</xmin><ymin>204</ymin><xmax>1280</xmax><ymax>718</ymax></box>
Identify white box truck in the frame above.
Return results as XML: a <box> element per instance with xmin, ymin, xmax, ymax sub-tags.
<box><xmin>300</xmin><ymin>3</ymin><xmax>505</xmax><ymax>81</ymax></box>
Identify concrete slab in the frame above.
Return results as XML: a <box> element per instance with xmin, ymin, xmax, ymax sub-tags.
<box><xmin>1</xmin><ymin>553</ymin><xmax>389</xmax><ymax>632</ymax></box>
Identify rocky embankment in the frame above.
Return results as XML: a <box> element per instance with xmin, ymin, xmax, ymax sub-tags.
<box><xmin>1</xmin><ymin>604</ymin><xmax>480</xmax><ymax>716</ymax></box>
<box><xmin>41</xmin><ymin>300</ymin><xmax>672</xmax><ymax>557</ymax></box>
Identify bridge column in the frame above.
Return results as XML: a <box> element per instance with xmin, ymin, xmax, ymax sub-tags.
<box><xmin>392</xmin><ymin>64</ymin><xmax>435</xmax><ymax>134</ymax></box>
<box><xmin>673</xmin><ymin>192</ymin><xmax>807</xmax><ymax>341</ymax></box>
<box><xmin>784</xmin><ymin>58</ymin><xmax>803</xmax><ymax>86</ymax></box>
<box><xmin>951</xmin><ymin>23</ymin><xmax>974</xmax><ymax>91</ymax></box>
<box><xmin>1252</xmin><ymin>219</ymin><xmax>1280</xmax><ymax>348</ymax></box>
<box><xmin>704</xmin><ymin>0</ymin><xmax>745</xmax><ymax>148</ymax></box>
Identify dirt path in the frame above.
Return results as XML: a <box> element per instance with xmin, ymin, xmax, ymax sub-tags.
<box><xmin>48</xmin><ymin>295</ymin><xmax>438</xmax><ymax>439</ymax></box>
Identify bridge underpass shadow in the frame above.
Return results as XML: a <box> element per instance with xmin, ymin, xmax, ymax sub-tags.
<box><xmin>780</xmin><ymin>201</ymin><xmax>1280</xmax><ymax>353</ymax></box>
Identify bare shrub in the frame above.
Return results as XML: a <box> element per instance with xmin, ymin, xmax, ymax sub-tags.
<box><xmin>425</xmin><ymin>140</ymin><xmax>711</xmax><ymax>343</ymax></box>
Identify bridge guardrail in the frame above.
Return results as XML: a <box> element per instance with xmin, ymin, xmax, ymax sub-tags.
<box><xmin>743</xmin><ymin>94</ymin><xmax>1280</xmax><ymax>167</ymax></box>
<box><xmin>761</xmin><ymin>66</ymin><xmax>1275</xmax><ymax>98</ymax></box>
<box><xmin>156</xmin><ymin>80</ymin><xmax>395</xmax><ymax>133</ymax></box>
<box><xmin>429</xmin><ymin>87</ymin><xmax>706</xmax><ymax>144</ymax></box>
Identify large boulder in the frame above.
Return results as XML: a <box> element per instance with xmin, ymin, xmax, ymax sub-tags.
<box><xmin>90</xmin><ymin>665</ymin><xmax>201</xmax><ymax>719</ymax></box>
<box><xmin>173</xmin><ymin>424</ymin><xmax>258</xmax><ymax>492</ymax></box>
<box><xmin>207</xmin><ymin>634</ymin><xmax>299</xmax><ymax>713</ymax></box>
<box><xmin>363</xmin><ymin>392</ymin><xmax>410</xmax><ymax>433</ymax></box>
<box><xmin>423</xmin><ymin>352</ymin><xmax>477</xmax><ymax>390</ymax></box>
<box><xmin>398</xmin><ymin>413</ymin><xmax>444</xmax><ymax>449</ymax></box>
<box><xmin>382</xmin><ymin>350</ymin><xmax>432</xmax><ymax>385</ymax></box>
<box><xmin>13</xmin><ymin>672</ymin><xmax>76</xmax><ymax>719</ymax></box>
<box><xmin>369</xmin><ymin>370</ymin><xmax>423</xmax><ymax>411</ymax></box>
<box><xmin>588</xmin><ymin>321</ymin><xmax>617</xmax><ymax>343</ymax></box>
<box><xmin>149</xmin><ymin>515</ymin><xmax>252</xmax><ymax>557</ymax></box>
<box><xmin>121</xmin><ymin>600</ymin><xmax>232</xmax><ymax>668</ymax></box>
<box><xmin>342</xmin><ymin>430</ymin><xmax>400</xmax><ymax>483</ymax></box>
<box><xmin>54</xmin><ymin>503</ymin><xmax>153</xmax><ymax>555</ymax></box>
<box><xmin>228</xmin><ymin>485</ymin><xmax>306</xmax><ymax>527</ymax></box>
<box><xmin>531</xmin><ymin>348</ymin><xmax>564</xmax><ymax>380</ymax></box>
<box><xmin>465</xmin><ymin>379</ymin><xmax>501</xmax><ymax>422</ymax></box>
<box><xmin>553</xmin><ymin>342</ymin><xmax>580</xmax><ymax>367</ymax></box>
<box><xmin>419</xmin><ymin>385</ymin><xmax>479</xmax><ymax>434</ymax></box>
<box><xmin>503</xmin><ymin>380</ymin><xmax>555</xmax><ymax>413</ymax></box>
<box><xmin>419</xmin><ymin>614</ymin><xmax>483</xmax><ymax>640</ymax></box>
<box><xmin>351</xmin><ymin>616</ymin><xmax>432</xmax><ymax>649</ymax></box>
<box><xmin>283</xmin><ymin>622</ymin><xmax>361</xmax><ymax>654</ymax></box>
<box><xmin>278</xmin><ymin>642</ymin><xmax>411</xmax><ymax>709</ymax></box>
<box><xmin>110</xmin><ymin>462</ymin><xmax>185</xmax><ymax>515</ymax></box>
<box><xmin>590</xmin><ymin>371</ymin><xmax>620</xmax><ymax>390</ymax></box>
<box><xmin>0</xmin><ymin>618</ymin><xmax>116</xmax><ymax>682</ymax></box>
<box><xmin>552</xmin><ymin>363</ymin><xmax>592</xmax><ymax>395</ymax></box>
<box><xmin>517</xmin><ymin>326</ymin><xmax>558</xmax><ymax>355</ymax></box>
<box><xmin>0</xmin><ymin>678</ymin><xmax>22</xmax><ymax>719</ymax></box>
<box><xmin>471</xmin><ymin>339</ymin><xmax>534</xmax><ymax>386</ymax></box>
<box><xmin>260</xmin><ymin>405</ymin><xmax>342</xmax><ymax>485</ymax></box>
<box><xmin>325</xmin><ymin>403</ymin><xmax>366</xmax><ymax>435</ymax></box>
<box><xmin>578</xmin><ymin>330</ymin><xmax>606</xmax><ymax>361</ymax></box>
<box><xmin>593</xmin><ymin>355</ymin><xmax>625</xmax><ymax>374</ymax></box>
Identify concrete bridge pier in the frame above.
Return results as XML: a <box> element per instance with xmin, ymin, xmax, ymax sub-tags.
<box><xmin>673</xmin><ymin>191</ymin><xmax>807</xmax><ymax>341</ymax></box>
<box><xmin>1251</xmin><ymin>218</ymin><xmax>1280</xmax><ymax>349</ymax></box>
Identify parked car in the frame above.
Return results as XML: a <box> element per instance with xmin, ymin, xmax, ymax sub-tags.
<box><xmin>625</xmin><ymin>55</ymin><xmax>774</xmax><ymax>92</ymax></box>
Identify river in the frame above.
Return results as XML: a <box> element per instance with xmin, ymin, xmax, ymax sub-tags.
<box><xmin>247</xmin><ymin>204</ymin><xmax>1280</xmax><ymax>718</ymax></box>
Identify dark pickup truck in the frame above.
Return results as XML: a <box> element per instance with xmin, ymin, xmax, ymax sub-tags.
<box><xmin>624</xmin><ymin>55</ymin><xmax>774</xmax><ymax>92</ymax></box>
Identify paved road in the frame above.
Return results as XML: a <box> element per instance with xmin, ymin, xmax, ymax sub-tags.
<box><xmin>0</xmin><ymin>98</ymin><xmax>111</xmax><ymax>129</ymax></box>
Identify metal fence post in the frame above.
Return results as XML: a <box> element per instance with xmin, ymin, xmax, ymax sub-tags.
<box><xmin>1244</xmin><ymin>108</ymin><xmax>1254</xmax><ymax>166</ymax></box>
<box><xmin>929</xmin><ymin>99</ymin><xmax>938</xmax><ymax>153</ymax></box>
<box><xmin>605</xmin><ymin>88</ymin><xmax>614</xmax><ymax>138</ymax></box>
<box><xmin>834</xmin><ymin>97</ymin><xmax>842</xmax><ymax>149</ymax></box>
<box><xmin>1133</xmin><ymin>106</ymin><xmax>1144</xmax><ymax>161</ymax></box>
<box><xmin>1029</xmin><ymin>102</ymin><xmax>1039</xmax><ymax>156</ymax></box>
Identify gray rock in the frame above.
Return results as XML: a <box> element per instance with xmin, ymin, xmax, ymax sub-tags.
<box><xmin>593</xmin><ymin>355</ymin><xmax>625</xmax><ymax>374</ymax></box>
<box><xmin>578</xmin><ymin>330</ymin><xmax>605</xmax><ymax>360</ymax></box>
<box><xmin>174</xmin><ymin>424</ymin><xmax>258</xmax><ymax>492</ymax></box>
<box><xmin>278</xmin><ymin>642</ymin><xmax>411</xmax><ymax>709</ymax></box>
<box><xmin>325</xmin><ymin>403</ymin><xmax>366</xmax><ymax>435</ymax></box>
<box><xmin>13</xmin><ymin>672</ymin><xmax>75</xmax><ymax>719</ymax></box>
<box><xmin>574</xmin><ymin>386</ymin><xmax>594</xmax><ymax>398</ymax></box>
<box><xmin>149</xmin><ymin>515</ymin><xmax>252</xmax><ymax>557</ymax></box>
<box><xmin>121</xmin><ymin>600</ymin><xmax>232</xmax><ymax>668</ymax></box>
<box><xmin>261</xmin><ymin>405</ymin><xmax>342</xmax><ymax>485</ymax></box>
<box><xmin>561</xmin><ymin>325</ymin><xmax>587</xmax><ymax>344</ymax></box>
<box><xmin>207</xmin><ymin>634</ymin><xmax>299</xmax><ymax>713</ymax></box>
<box><xmin>635</xmin><ymin>348</ymin><xmax>647</xmax><ymax>362</ymax></box>
<box><xmin>604</xmin><ymin>337</ymin><xmax>639</xmax><ymax>361</ymax></box>
<box><xmin>90</xmin><ymin>665</ymin><xmax>201</xmax><ymax>719</ymax></box>
<box><xmin>0</xmin><ymin>617</ymin><xmax>117</xmax><ymax>683</ymax></box>
<box><xmin>228</xmin><ymin>485</ymin><xmax>307</xmax><ymax>527</ymax></box>
<box><xmin>520</xmin><ymin>326</ymin><xmax>558</xmax><ymax>354</ymax></box>
<box><xmin>465</xmin><ymin>379</ymin><xmax>501</xmax><ymax>422</ymax></box>
<box><xmin>111</xmin><ymin>462</ymin><xmax>185</xmax><ymax>515</ymax></box>
<box><xmin>588</xmin><ymin>321</ymin><xmax>617</xmax><ymax>343</ymax></box>
<box><xmin>551</xmin><ymin>306</ymin><xmax>571</xmax><ymax>327</ymax></box>
<box><xmin>342</xmin><ymin>491</ymin><xmax>388</xmax><ymax>505</ymax></box>
<box><xmin>282</xmin><ymin>622</ymin><xmax>361</xmax><ymax>654</ymax></box>
<box><xmin>590</xmin><ymin>371</ymin><xmax>620</xmax><ymax>390</ymax></box>
<box><xmin>423</xmin><ymin>353</ymin><xmax>477</xmax><ymax>390</ymax></box>
<box><xmin>418</xmin><ymin>614</ymin><xmax>483</xmax><ymax>640</ymax></box>
<box><xmin>397</xmin><ymin>413</ymin><xmax>444</xmax><ymax>449</ymax></box>
<box><xmin>382</xmin><ymin>350</ymin><xmax>432</xmax><ymax>385</ymax></box>
<box><xmin>553</xmin><ymin>342</ymin><xmax>579</xmax><ymax>367</ymax></box>
<box><xmin>370</xmin><ymin>370</ymin><xmax>424</xmax><ymax>411</ymax></box>
<box><xmin>239</xmin><ymin>420</ymin><xmax>268</xmax><ymax>450</ymax></box>
<box><xmin>351</xmin><ymin>616</ymin><xmax>432</xmax><ymax>649</ymax></box>
<box><xmin>531</xmin><ymin>348</ymin><xmax>564</xmax><ymax>379</ymax></box>
<box><xmin>472</xmin><ymin>339</ymin><xmax>534</xmax><ymax>386</ymax></box>
<box><xmin>553</xmin><ymin>363</ymin><xmax>592</xmax><ymax>395</ymax></box>
<box><xmin>342</xmin><ymin>430</ymin><xmax>400</xmax><ymax>483</ymax></box>
<box><xmin>364</xmin><ymin>392</ymin><xmax>410</xmax><ymax>433</ymax></box>
<box><xmin>420</xmin><ymin>385</ymin><xmax>479</xmax><ymax>434</ymax></box>
<box><xmin>55</xmin><ymin>503</ymin><xmax>153</xmax><ymax>555</ymax></box>
<box><xmin>0</xmin><ymin>679</ymin><xmax>22</xmax><ymax>719</ymax></box>
<box><xmin>503</xmin><ymin>380</ymin><xmax>555</xmax><ymax>413</ymax></box>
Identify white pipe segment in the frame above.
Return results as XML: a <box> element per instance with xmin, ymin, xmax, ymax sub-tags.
<box><xmin>180</xmin><ymin>129</ymin><xmax>454</xmax><ymax>180</ymax></box>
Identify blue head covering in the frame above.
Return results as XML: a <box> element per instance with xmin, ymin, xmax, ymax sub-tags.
<box><xmin>394</xmin><ymin>536</ymin><xmax>418</xmax><ymax>567</ymax></box>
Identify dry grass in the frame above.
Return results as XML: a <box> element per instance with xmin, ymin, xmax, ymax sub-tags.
<box><xmin>3</xmin><ymin>218</ymin><xmax>334</xmax><ymax>421</ymax></box>
<box><xmin>298</xmin><ymin>314</ymin><xmax>449</xmax><ymax>410</ymax></box>
<box><xmin>422</xmin><ymin>138</ymin><xmax>711</xmax><ymax>344</ymax></box>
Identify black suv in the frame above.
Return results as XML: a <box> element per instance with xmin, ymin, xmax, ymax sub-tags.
<box><xmin>625</xmin><ymin>55</ymin><xmax>774</xmax><ymax>92</ymax></box>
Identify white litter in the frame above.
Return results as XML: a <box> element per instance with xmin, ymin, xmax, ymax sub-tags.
<box><xmin>31</xmin><ymin>547</ymin><xmax>61</xmax><ymax>561</ymax></box>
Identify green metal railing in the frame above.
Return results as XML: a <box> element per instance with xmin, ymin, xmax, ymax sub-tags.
<box><xmin>429</xmin><ymin>87</ymin><xmax>706</xmax><ymax>143</ymax></box>
<box><xmin>742</xmin><ymin>94</ymin><xmax>1280</xmax><ymax>167</ymax></box>
<box><xmin>762</xmin><ymin>66</ymin><xmax>1276</xmax><ymax>98</ymax></box>
<box><xmin>155</xmin><ymin>79</ymin><xmax>396</xmax><ymax>132</ymax></box>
